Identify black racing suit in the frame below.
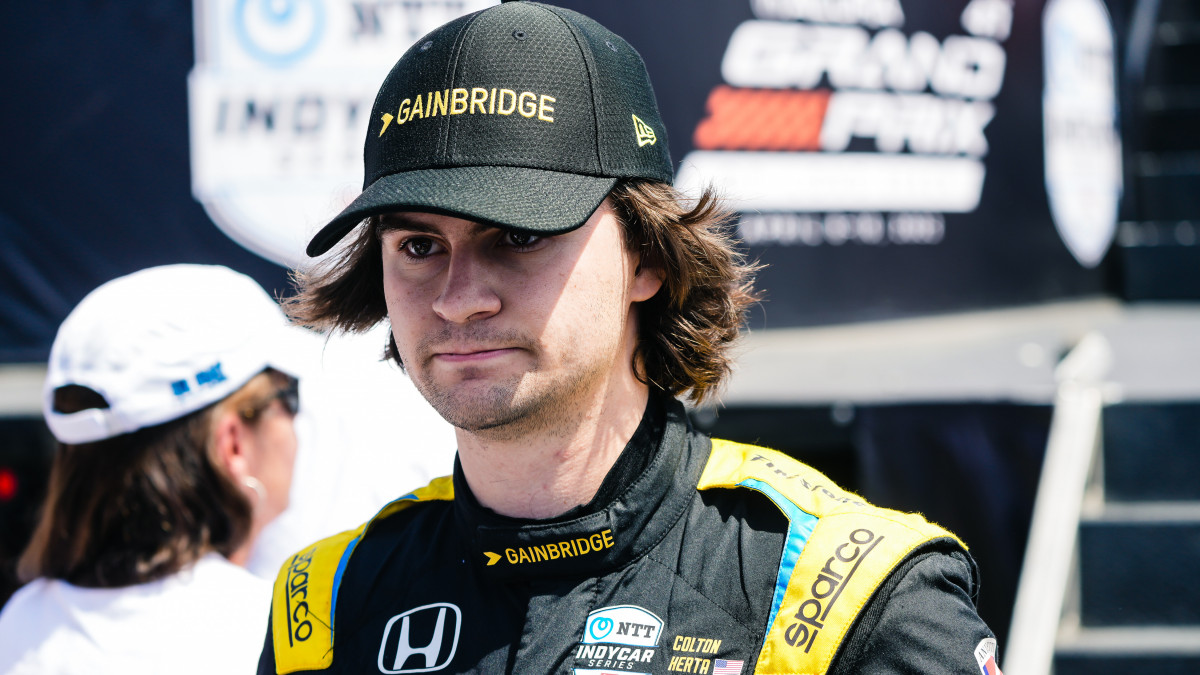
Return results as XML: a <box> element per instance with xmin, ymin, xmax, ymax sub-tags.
<box><xmin>260</xmin><ymin>394</ymin><xmax>998</xmax><ymax>674</ymax></box>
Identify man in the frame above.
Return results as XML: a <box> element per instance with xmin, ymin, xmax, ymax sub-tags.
<box><xmin>262</xmin><ymin>2</ymin><xmax>1002</xmax><ymax>673</ymax></box>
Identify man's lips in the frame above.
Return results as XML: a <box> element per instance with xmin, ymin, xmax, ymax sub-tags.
<box><xmin>433</xmin><ymin>347</ymin><xmax>521</xmax><ymax>363</ymax></box>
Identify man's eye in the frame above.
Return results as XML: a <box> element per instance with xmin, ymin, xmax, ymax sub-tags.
<box><xmin>505</xmin><ymin>231</ymin><xmax>541</xmax><ymax>248</ymax></box>
<box><xmin>403</xmin><ymin>237</ymin><xmax>436</xmax><ymax>257</ymax></box>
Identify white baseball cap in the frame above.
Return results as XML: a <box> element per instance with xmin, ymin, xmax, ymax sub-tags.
<box><xmin>43</xmin><ymin>264</ymin><xmax>309</xmax><ymax>444</ymax></box>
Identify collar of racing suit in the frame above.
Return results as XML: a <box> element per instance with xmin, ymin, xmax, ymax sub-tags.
<box><xmin>450</xmin><ymin>393</ymin><xmax>709</xmax><ymax>581</ymax></box>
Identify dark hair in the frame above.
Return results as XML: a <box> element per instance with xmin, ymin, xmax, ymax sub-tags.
<box><xmin>16</xmin><ymin>373</ymin><xmax>280</xmax><ymax>587</ymax></box>
<box><xmin>608</xmin><ymin>180</ymin><xmax>759</xmax><ymax>402</ymax></box>
<box><xmin>285</xmin><ymin>179</ymin><xmax>758</xmax><ymax>404</ymax></box>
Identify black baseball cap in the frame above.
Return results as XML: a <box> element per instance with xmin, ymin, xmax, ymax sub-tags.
<box><xmin>306</xmin><ymin>0</ymin><xmax>674</xmax><ymax>257</ymax></box>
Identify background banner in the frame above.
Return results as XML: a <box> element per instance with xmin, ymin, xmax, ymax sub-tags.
<box><xmin>1</xmin><ymin>0</ymin><xmax>1118</xmax><ymax>361</ymax></box>
<box><xmin>552</xmin><ymin>0</ymin><xmax>1116</xmax><ymax>329</ymax></box>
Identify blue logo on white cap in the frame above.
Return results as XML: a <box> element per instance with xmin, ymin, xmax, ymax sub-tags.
<box><xmin>171</xmin><ymin>362</ymin><xmax>228</xmax><ymax>396</ymax></box>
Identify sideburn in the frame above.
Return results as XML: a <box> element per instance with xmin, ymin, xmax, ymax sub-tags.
<box><xmin>385</xmin><ymin>332</ymin><xmax>405</xmax><ymax>370</ymax></box>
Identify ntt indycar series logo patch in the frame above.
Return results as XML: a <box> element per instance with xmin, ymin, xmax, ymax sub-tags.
<box><xmin>573</xmin><ymin>605</ymin><xmax>663</xmax><ymax>674</ymax></box>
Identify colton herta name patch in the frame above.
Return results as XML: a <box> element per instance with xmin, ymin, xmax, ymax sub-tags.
<box><xmin>573</xmin><ymin>605</ymin><xmax>662</xmax><ymax>674</ymax></box>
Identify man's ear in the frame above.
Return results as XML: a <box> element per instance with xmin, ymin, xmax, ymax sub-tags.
<box><xmin>631</xmin><ymin>261</ymin><xmax>665</xmax><ymax>303</ymax></box>
<box><xmin>211</xmin><ymin>410</ymin><xmax>250</xmax><ymax>482</ymax></box>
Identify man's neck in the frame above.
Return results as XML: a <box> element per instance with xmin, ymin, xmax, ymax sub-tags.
<box><xmin>455</xmin><ymin>381</ymin><xmax>650</xmax><ymax>520</ymax></box>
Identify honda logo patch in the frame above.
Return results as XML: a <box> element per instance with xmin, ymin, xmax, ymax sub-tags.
<box><xmin>378</xmin><ymin>602</ymin><xmax>462</xmax><ymax>673</ymax></box>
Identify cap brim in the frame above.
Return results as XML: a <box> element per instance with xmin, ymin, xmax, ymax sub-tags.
<box><xmin>307</xmin><ymin>166</ymin><xmax>618</xmax><ymax>257</ymax></box>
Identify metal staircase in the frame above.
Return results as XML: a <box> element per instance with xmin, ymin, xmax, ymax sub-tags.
<box><xmin>1006</xmin><ymin>2</ymin><xmax>1200</xmax><ymax>668</ymax></box>
<box><xmin>1006</xmin><ymin>305</ymin><xmax>1200</xmax><ymax>675</ymax></box>
<box><xmin>1046</xmin><ymin>3</ymin><xmax>1200</xmax><ymax>668</ymax></box>
<box><xmin>1053</xmin><ymin>400</ymin><xmax>1200</xmax><ymax>674</ymax></box>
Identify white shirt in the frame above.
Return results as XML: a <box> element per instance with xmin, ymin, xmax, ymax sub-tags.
<box><xmin>0</xmin><ymin>554</ymin><xmax>269</xmax><ymax>675</ymax></box>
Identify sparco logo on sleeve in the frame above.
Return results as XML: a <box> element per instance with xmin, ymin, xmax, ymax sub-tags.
<box><xmin>784</xmin><ymin>528</ymin><xmax>882</xmax><ymax>652</ymax></box>
<box><xmin>377</xmin><ymin>602</ymin><xmax>462</xmax><ymax>674</ymax></box>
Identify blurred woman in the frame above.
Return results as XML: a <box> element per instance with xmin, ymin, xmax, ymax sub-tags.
<box><xmin>0</xmin><ymin>265</ymin><xmax>304</xmax><ymax>674</ymax></box>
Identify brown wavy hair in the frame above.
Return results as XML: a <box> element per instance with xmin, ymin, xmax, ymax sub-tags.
<box><xmin>286</xmin><ymin>179</ymin><xmax>758</xmax><ymax>404</ymax></box>
<box><xmin>17</xmin><ymin>372</ymin><xmax>281</xmax><ymax>587</ymax></box>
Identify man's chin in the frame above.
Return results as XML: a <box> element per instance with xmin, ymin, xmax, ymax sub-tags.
<box><xmin>414</xmin><ymin>378</ymin><xmax>524</xmax><ymax>430</ymax></box>
<box><xmin>411</xmin><ymin>364</ymin><xmax>591</xmax><ymax>438</ymax></box>
<box><xmin>437</xmin><ymin>402</ymin><xmax>532</xmax><ymax>435</ymax></box>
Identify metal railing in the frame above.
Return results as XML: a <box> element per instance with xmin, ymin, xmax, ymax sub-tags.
<box><xmin>1003</xmin><ymin>333</ymin><xmax>1112</xmax><ymax>675</ymax></box>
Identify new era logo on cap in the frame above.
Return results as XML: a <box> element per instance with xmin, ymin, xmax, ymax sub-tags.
<box><xmin>306</xmin><ymin>1</ymin><xmax>674</xmax><ymax>258</ymax></box>
<box><xmin>632</xmin><ymin>114</ymin><xmax>657</xmax><ymax>147</ymax></box>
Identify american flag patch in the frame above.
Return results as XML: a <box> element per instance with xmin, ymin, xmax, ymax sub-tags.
<box><xmin>974</xmin><ymin>638</ymin><xmax>1003</xmax><ymax>675</ymax></box>
<box><xmin>713</xmin><ymin>659</ymin><xmax>744</xmax><ymax>675</ymax></box>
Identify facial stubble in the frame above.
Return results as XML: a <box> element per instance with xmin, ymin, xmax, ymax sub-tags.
<box><xmin>407</xmin><ymin>330</ymin><xmax>616</xmax><ymax>442</ymax></box>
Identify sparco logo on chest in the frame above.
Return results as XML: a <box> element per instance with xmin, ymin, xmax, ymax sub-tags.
<box><xmin>285</xmin><ymin>548</ymin><xmax>315</xmax><ymax>645</ymax></box>
<box><xmin>377</xmin><ymin>603</ymin><xmax>462</xmax><ymax>674</ymax></box>
<box><xmin>784</xmin><ymin>528</ymin><xmax>882</xmax><ymax>652</ymax></box>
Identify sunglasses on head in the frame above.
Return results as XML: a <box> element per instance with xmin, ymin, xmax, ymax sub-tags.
<box><xmin>240</xmin><ymin>377</ymin><xmax>300</xmax><ymax>420</ymax></box>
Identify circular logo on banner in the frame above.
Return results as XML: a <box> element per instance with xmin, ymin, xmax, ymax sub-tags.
<box><xmin>1042</xmin><ymin>0</ymin><xmax>1122</xmax><ymax>268</ymax></box>
<box><xmin>233</xmin><ymin>0</ymin><xmax>325</xmax><ymax>67</ymax></box>
<box><xmin>188</xmin><ymin>0</ymin><xmax>495</xmax><ymax>267</ymax></box>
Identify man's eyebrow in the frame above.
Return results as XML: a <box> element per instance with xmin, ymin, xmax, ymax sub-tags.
<box><xmin>375</xmin><ymin>214</ymin><xmax>500</xmax><ymax>236</ymax></box>
<box><xmin>375</xmin><ymin>214</ymin><xmax>434</xmax><ymax>234</ymax></box>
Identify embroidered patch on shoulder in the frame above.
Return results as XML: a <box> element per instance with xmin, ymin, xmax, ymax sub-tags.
<box><xmin>974</xmin><ymin>637</ymin><xmax>1003</xmax><ymax>675</ymax></box>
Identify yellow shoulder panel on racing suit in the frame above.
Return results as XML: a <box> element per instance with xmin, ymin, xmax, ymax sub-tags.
<box><xmin>699</xmin><ymin>439</ymin><xmax>966</xmax><ymax>675</ymax></box>
<box><xmin>270</xmin><ymin>475</ymin><xmax>455</xmax><ymax>674</ymax></box>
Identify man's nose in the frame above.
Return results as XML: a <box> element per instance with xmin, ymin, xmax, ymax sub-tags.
<box><xmin>432</xmin><ymin>251</ymin><xmax>501</xmax><ymax>324</ymax></box>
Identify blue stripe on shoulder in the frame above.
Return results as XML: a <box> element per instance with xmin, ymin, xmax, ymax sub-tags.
<box><xmin>737</xmin><ymin>478</ymin><xmax>819</xmax><ymax>641</ymax></box>
<box><xmin>330</xmin><ymin>534</ymin><xmax>361</xmax><ymax>632</ymax></box>
<box><xmin>329</xmin><ymin>487</ymin><xmax>445</xmax><ymax>632</ymax></box>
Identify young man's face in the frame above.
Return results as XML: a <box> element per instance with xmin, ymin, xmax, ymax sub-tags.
<box><xmin>378</xmin><ymin>199</ymin><xmax>662</xmax><ymax>436</ymax></box>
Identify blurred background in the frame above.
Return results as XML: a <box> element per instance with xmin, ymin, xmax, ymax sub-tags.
<box><xmin>1</xmin><ymin>1</ymin><xmax>1197</xmax><ymax>673</ymax></box>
